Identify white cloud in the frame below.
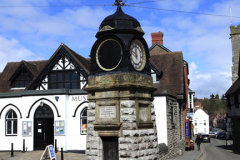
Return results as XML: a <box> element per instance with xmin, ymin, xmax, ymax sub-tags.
<box><xmin>0</xmin><ymin>35</ymin><xmax>41</xmax><ymax>71</ymax></box>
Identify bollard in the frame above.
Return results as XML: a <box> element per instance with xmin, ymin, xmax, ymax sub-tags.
<box><xmin>61</xmin><ymin>147</ymin><xmax>64</xmax><ymax>160</ymax></box>
<box><xmin>22</xmin><ymin>139</ymin><xmax>25</xmax><ymax>153</ymax></box>
<box><xmin>55</xmin><ymin>139</ymin><xmax>58</xmax><ymax>153</ymax></box>
<box><xmin>11</xmin><ymin>143</ymin><xmax>14</xmax><ymax>157</ymax></box>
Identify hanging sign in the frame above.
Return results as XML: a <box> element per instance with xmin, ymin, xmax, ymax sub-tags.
<box><xmin>40</xmin><ymin>145</ymin><xmax>57</xmax><ymax>160</ymax></box>
<box><xmin>185</xmin><ymin>122</ymin><xmax>189</xmax><ymax>138</ymax></box>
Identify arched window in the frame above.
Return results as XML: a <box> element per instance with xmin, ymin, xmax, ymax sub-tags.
<box><xmin>80</xmin><ymin>107</ymin><xmax>87</xmax><ymax>135</ymax></box>
<box><xmin>6</xmin><ymin>110</ymin><xmax>18</xmax><ymax>135</ymax></box>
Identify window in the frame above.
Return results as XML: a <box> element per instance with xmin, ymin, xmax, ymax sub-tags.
<box><xmin>195</xmin><ymin>128</ymin><xmax>197</xmax><ymax>134</ymax></box>
<box><xmin>80</xmin><ymin>108</ymin><xmax>87</xmax><ymax>135</ymax></box>
<box><xmin>6</xmin><ymin>110</ymin><xmax>17</xmax><ymax>135</ymax></box>
<box><xmin>49</xmin><ymin>71</ymin><xmax>79</xmax><ymax>89</ymax></box>
<box><xmin>151</xmin><ymin>69</ymin><xmax>157</xmax><ymax>82</ymax></box>
<box><xmin>195</xmin><ymin>120</ymin><xmax>197</xmax><ymax>126</ymax></box>
<box><xmin>11</xmin><ymin>70</ymin><xmax>31</xmax><ymax>88</ymax></box>
<box><xmin>171</xmin><ymin>107</ymin><xmax>174</xmax><ymax>124</ymax></box>
<box><xmin>204</xmin><ymin>120</ymin><xmax>206</xmax><ymax>126</ymax></box>
<box><xmin>204</xmin><ymin>128</ymin><xmax>206</xmax><ymax>133</ymax></box>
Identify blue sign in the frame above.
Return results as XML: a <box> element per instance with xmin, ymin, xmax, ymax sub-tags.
<box><xmin>185</xmin><ymin>122</ymin><xmax>189</xmax><ymax>138</ymax></box>
<box><xmin>49</xmin><ymin>145</ymin><xmax>56</xmax><ymax>159</ymax></box>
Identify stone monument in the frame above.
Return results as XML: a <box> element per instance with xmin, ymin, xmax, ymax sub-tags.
<box><xmin>84</xmin><ymin>1</ymin><xmax>159</xmax><ymax>159</ymax></box>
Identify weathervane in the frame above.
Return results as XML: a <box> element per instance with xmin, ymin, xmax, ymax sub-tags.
<box><xmin>114</xmin><ymin>0</ymin><xmax>125</xmax><ymax>8</ymax></box>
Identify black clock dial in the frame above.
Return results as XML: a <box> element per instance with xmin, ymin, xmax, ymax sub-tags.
<box><xmin>96</xmin><ymin>39</ymin><xmax>122</xmax><ymax>71</ymax></box>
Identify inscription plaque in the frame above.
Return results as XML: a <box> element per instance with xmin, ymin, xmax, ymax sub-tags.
<box><xmin>139</xmin><ymin>107</ymin><xmax>148</xmax><ymax>122</ymax></box>
<box><xmin>100</xmin><ymin>106</ymin><xmax>116</xmax><ymax>118</ymax></box>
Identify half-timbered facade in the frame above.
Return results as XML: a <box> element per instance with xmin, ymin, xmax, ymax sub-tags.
<box><xmin>0</xmin><ymin>43</ymin><xmax>90</xmax><ymax>152</ymax></box>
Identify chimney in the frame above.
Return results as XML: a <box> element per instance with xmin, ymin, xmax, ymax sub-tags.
<box><xmin>151</xmin><ymin>32</ymin><xmax>163</xmax><ymax>45</ymax></box>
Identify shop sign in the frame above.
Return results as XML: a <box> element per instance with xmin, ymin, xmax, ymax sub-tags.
<box><xmin>185</xmin><ymin>122</ymin><xmax>189</xmax><ymax>137</ymax></box>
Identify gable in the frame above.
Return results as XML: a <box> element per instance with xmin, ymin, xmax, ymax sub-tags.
<box><xmin>27</xmin><ymin>43</ymin><xmax>90</xmax><ymax>90</ymax></box>
<box><xmin>9</xmin><ymin>62</ymin><xmax>34</xmax><ymax>87</ymax></box>
<box><xmin>149</xmin><ymin>42</ymin><xmax>171</xmax><ymax>55</ymax></box>
<box><xmin>0</xmin><ymin>61</ymin><xmax>47</xmax><ymax>93</ymax></box>
<box><xmin>194</xmin><ymin>109</ymin><xmax>209</xmax><ymax>118</ymax></box>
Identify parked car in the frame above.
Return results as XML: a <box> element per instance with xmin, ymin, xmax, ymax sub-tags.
<box><xmin>209</xmin><ymin>132</ymin><xmax>217</xmax><ymax>138</ymax></box>
<box><xmin>212</xmin><ymin>128</ymin><xmax>217</xmax><ymax>135</ymax></box>
<box><xmin>201</xmin><ymin>134</ymin><xmax>211</xmax><ymax>143</ymax></box>
<box><xmin>217</xmin><ymin>132</ymin><xmax>226</xmax><ymax>138</ymax></box>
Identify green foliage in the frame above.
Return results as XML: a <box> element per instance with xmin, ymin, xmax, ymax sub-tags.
<box><xmin>195</xmin><ymin>94</ymin><xmax>227</xmax><ymax>115</ymax></box>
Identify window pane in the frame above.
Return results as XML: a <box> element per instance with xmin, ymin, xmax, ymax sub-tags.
<box><xmin>15</xmin><ymin>81</ymin><xmax>19</xmax><ymax>87</ymax></box>
<box><xmin>58</xmin><ymin>73</ymin><xmax>63</xmax><ymax>82</ymax></box>
<box><xmin>13</xmin><ymin>121</ymin><xmax>17</xmax><ymax>134</ymax></box>
<box><xmin>152</xmin><ymin>74</ymin><xmax>156</xmax><ymax>82</ymax></box>
<box><xmin>50</xmin><ymin>84</ymin><xmax>57</xmax><ymax>89</ymax></box>
<box><xmin>81</xmin><ymin>119</ymin><xmax>87</xmax><ymax>134</ymax></box>
<box><xmin>82</xmin><ymin>109</ymin><xmax>87</xmax><ymax>116</ymax></box>
<box><xmin>58</xmin><ymin>83</ymin><xmax>63</xmax><ymax>89</ymax></box>
<box><xmin>50</xmin><ymin>73</ymin><xmax>56</xmax><ymax>82</ymax></box>
<box><xmin>65</xmin><ymin>73</ymin><xmax>70</xmax><ymax>81</ymax></box>
<box><xmin>65</xmin><ymin>83</ymin><xmax>70</xmax><ymax>89</ymax></box>
<box><xmin>72</xmin><ymin>72</ymin><xmax>78</xmax><ymax>81</ymax></box>
<box><xmin>25</xmin><ymin>81</ymin><xmax>30</xmax><ymax>87</ymax></box>
<box><xmin>12</xmin><ymin>111</ymin><xmax>17</xmax><ymax>118</ymax></box>
<box><xmin>7</xmin><ymin>121</ymin><xmax>11</xmax><ymax>134</ymax></box>
<box><xmin>7</xmin><ymin>111</ymin><xmax>13</xmax><ymax>118</ymax></box>
<box><xmin>72</xmin><ymin>83</ymin><xmax>78</xmax><ymax>89</ymax></box>
<box><xmin>20</xmin><ymin>81</ymin><xmax>24</xmax><ymax>87</ymax></box>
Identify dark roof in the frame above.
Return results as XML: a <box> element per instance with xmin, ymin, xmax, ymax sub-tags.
<box><xmin>0</xmin><ymin>61</ymin><xmax>47</xmax><ymax>92</ymax></box>
<box><xmin>225</xmin><ymin>78</ymin><xmax>240</xmax><ymax>95</ymax></box>
<box><xmin>0</xmin><ymin>43</ymin><xmax>90</xmax><ymax>92</ymax></box>
<box><xmin>150</xmin><ymin>51</ymin><xmax>184</xmax><ymax>95</ymax></box>
<box><xmin>100</xmin><ymin>7</ymin><xmax>140</xmax><ymax>30</ymax></box>
<box><xmin>149</xmin><ymin>42</ymin><xmax>171</xmax><ymax>52</ymax></box>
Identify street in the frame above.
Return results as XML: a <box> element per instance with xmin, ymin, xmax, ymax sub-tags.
<box><xmin>200</xmin><ymin>134</ymin><xmax>240</xmax><ymax>160</ymax></box>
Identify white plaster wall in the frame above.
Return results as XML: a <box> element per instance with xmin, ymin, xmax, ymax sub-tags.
<box><xmin>153</xmin><ymin>96</ymin><xmax>168</xmax><ymax>145</ymax></box>
<box><xmin>193</xmin><ymin>109</ymin><xmax>209</xmax><ymax>135</ymax></box>
<box><xmin>65</xmin><ymin>95</ymin><xmax>87</xmax><ymax>151</ymax></box>
<box><xmin>0</xmin><ymin>94</ymin><xmax>87</xmax><ymax>151</ymax></box>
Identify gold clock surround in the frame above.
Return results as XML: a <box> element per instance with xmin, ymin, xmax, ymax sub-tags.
<box><xmin>130</xmin><ymin>39</ymin><xmax>146</xmax><ymax>71</ymax></box>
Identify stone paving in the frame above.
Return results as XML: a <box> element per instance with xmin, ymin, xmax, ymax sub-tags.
<box><xmin>0</xmin><ymin>151</ymin><xmax>85</xmax><ymax>160</ymax></box>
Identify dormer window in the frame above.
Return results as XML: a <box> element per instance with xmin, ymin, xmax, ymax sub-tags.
<box><xmin>151</xmin><ymin>69</ymin><xmax>157</xmax><ymax>82</ymax></box>
<box><xmin>11</xmin><ymin>70</ymin><xmax>31</xmax><ymax>88</ymax></box>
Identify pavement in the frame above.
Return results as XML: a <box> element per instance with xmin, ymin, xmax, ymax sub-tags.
<box><xmin>168</xmin><ymin>138</ymin><xmax>204</xmax><ymax>160</ymax></box>
<box><xmin>0</xmin><ymin>150</ymin><xmax>85</xmax><ymax>160</ymax></box>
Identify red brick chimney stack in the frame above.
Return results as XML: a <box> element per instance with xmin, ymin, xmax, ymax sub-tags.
<box><xmin>151</xmin><ymin>32</ymin><xmax>163</xmax><ymax>45</ymax></box>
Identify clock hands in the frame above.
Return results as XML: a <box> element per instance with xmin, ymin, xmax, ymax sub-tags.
<box><xmin>131</xmin><ymin>48</ymin><xmax>138</xmax><ymax>58</ymax></box>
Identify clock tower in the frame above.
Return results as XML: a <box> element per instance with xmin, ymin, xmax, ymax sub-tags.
<box><xmin>89</xmin><ymin>0</ymin><xmax>151</xmax><ymax>76</ymax></box>
<box><xmin>85</xmin><ymin>1</ymin><xmax>159</xmax><ymax>159</ymax></box>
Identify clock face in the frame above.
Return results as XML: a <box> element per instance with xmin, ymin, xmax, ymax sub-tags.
<box><xmin>96</xmin><ymin>39</ymin><xmax>122</xmax><ymax>71</ymax></box>
<box><xmin>130</xmin><ymin>40</ymin><xmax>146</xmax><ymax>71</ymax></box>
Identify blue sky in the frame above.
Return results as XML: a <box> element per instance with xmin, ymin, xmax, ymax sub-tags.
<box><xmin>0</xmin><ymin>0</ymin><xmax>240</xmax><ymax>98</ymax></box>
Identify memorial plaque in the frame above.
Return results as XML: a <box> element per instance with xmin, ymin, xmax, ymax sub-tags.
<box><xmin>139</xmin><ymin>107</ymin><xmax>148</xmax><ymax>122</ymax></box>
<box><xmin>100</xmin><ymin>106</ymin><xmax>116</xmax><ymax>118</ymax></box>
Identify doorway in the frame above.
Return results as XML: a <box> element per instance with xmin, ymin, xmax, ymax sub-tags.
<box><xmin>34</xmin><ymin>104</ymin><xmax>54</xmax><ymax>150</ymax></box>
<box><xmin>102</xmin><ymin>137</ymin><xmax>118</xmax><ymax>160</ymax></box>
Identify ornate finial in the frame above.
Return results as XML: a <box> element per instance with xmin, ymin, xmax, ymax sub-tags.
<box><xmin>114</xmin><ymin>0</ymin><xmax>125</xmax><ymax>9</ymax></box>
